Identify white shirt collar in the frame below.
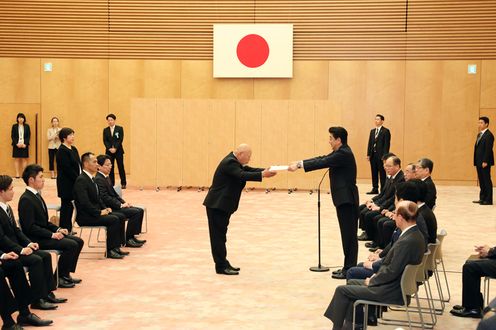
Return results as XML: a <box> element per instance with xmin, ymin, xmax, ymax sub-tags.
<box><xmin>26</xmin><ymin>187</ymin><xmax>39</xmax><ymax>195</ymax></box>
<box><xmin>480</xmin><ymin>128</ymin><xmax>488</xmax><ymax>135</ymax></box>
<box><xmin>98</xmin><ymin>171</ymin><xmax>108</xmax><ymax>178</ymax></box>
<box><xmin>399</xmin><ymin>224</ymin><xmax>416</xmax><ymax>237</ymax></box>
<box><xmin>83</xmin><ymin>170</ymin><xmax>94</xmax><ymax>179</ymax></box>
<box><xmin>0</xmin><ymin>202</ymin><xmax>8</xmax><ymax>213</ymax></box>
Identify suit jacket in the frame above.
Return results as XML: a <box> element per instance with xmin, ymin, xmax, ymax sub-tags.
<box><xmin>303</xmin><ymin>144</ymin><xmax>359</xmax><ymax>208</ymax></box>
<box><xmin>474</xmin><ymin>129</ymin><xmax>495</xmax><ymax>167</ymax></box>
<box><xmin>11</xmin><ymin>123</ymin><xmax>31</xmax><ymax>146</ymax></box>
<box><xmin>203</xmin><ymin>152</ymin><xmax>263</xmax><ymax>214</ymax></box>
<box><xmin>56</xmin><ymin>144</ymin><xmax>81</xmax><ymax>199</ymax></box>
<box><xmin>368</xmin><ymin>225</ymin><xmax>426</xmax><ymax>304</ymax></box>
<box><xmin>73</xmin><ymin>172</ymin><xmax>106</xmax><ymax>222</ymax></box>
<box><xmin>374</xmin><ymin>170</ymin><xmax>405</xmax><ymax>209</ymax></box>
<box><xmin>367</xmin><ymin>126</ymin><xmax>390</xmax><ymax>157</ymax></box>
<box><xmin>103</xmin><ymin>125</ymin><xmax>125</xmax><ymax>154</ymax></box>
<box><xmin>417</xmin><ymin>204</ymin><xmax>437</xmax><ymax>245</ymax></box>
<box><xmin>18</xmin><ymin>190</ymin><xmax>59</xmax><ymax>240</ymax></box>
<box><xmin>94</xmin><ymin>172</ymin><xmax>125</xmax><ymax>210</ymax></box>
<box><xmin>423</xmin><ymin>176</ymin><xmax>437</xmax><ymax>210</ymax></box>
<box><xmin>0</xmin><ymin>206</ymin><xmax>32</xmax><ymax>255</ymax></box>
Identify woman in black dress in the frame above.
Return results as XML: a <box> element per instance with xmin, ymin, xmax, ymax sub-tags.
<box><xmin>56</xmin><ymin>127</ymin><xmax>81</xmax><ymax>232</ymax></box>
<box><xmin>11</xmin><ymin>113</ymin><xmax>31</xmax><ymax>178</ymax></box>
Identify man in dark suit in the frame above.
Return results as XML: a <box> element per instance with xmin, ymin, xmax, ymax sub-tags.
<box><xmin>324</xmin><ymin>201</ymin><xmax>426</xmax><ymax>329</ymax></box>
<box><xmin>473</xmin><ymin>116</ymin><xmax>494</xmax><ymax>205</ymax></box>
<box><xmin>73</xmin><ymin>152</ymin><xmax>127</xmax><ymax>259</ymax></box>
<box><xmin>204</xmin><ymin>144</ymin><xmax>276</xmax><ymax>275</ymax></box>
<box><xmin>289</xmin><ymin>126</ymin><xmax>359</xmax><ymax>278</ymax></box>
<box><xmin>415</xmin><ymin>158</ymin><xmax>437</xmax><ymax>209</ymax></box>
<box><xmin>95</xmin><ymin>154</ymin><xmax>145</xmax><ymax>248</ymax></box>
<box><xmin>0</xmin><ymin>175</ymin><xmax>66</xmax><ymax>313</ymax></box>
<box><xmin>366</xmin><ymin>114</ymin><xmax>391</xmax><ymax>194</ymax></box>
<box><xmin>103</xmin><ymin>114</ymin><xmax>127</xmax><ymax>188</ymax></box>
<box><xmin>1</xmin><ymin>249</ymin><xmax>52</xmax><ymax>328</ymax></box>
<box><xmin>19</xmin><ymin>164</ymin><xmax>84</xmax><ymax>288</ymax></box>
<box><xmin>451</xmin><ymin>243</ymin><xmax>496</xmax><ymax>318</ymax></box>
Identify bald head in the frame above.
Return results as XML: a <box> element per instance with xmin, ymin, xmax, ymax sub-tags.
<box><xmin>234</xmin><ymin>144</ymin><xmax>252</xmax><ymax>165</ymax></box>
<box><xmin>394</xmin><ymin>200</ymin><xmax>418</xmax><ymax>230</ymax></box>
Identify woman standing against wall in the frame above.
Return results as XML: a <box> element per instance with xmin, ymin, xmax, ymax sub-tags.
<box><xmin>11</xmin><ymin>113</ymin><xmax>30</xmax><ymax>178</ymax></box>
<box><xmin>56</xmin><ymin>127</ymin><xmax>81</xmax><ymax>232</ymax></box>
<box><xmin>47</xmin><ymin>117</ymin><xmax>61</xmax><ymax>179</ymax></box>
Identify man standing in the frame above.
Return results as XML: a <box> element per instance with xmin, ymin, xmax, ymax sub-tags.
<box><xmin>366</xmin><ymin>114</ymin><xmax>391</xmax><ymax>194</ymax></box>
<box><xmin>19</xmin><ymin>164</ymin><xmax>84</xmax><ymax>288</ymax></box>
<box><xmin>473</xmin><ymin>116</ymin><xmax>494</xmax><ymax>205</ymax></box>
<box><xmin>203</xmin><ymin>144</ymin><xmax>276</xmax><ymax>275</ymax></box>
<box><xmin>103</xmin><ymin>114</ymin><xmax>126</xmax><ymax>188</ymax></box>
<box><xmin>289</xmin><ymin>127</ymin><xmax>359</xmax><ymax>278</ymax></box>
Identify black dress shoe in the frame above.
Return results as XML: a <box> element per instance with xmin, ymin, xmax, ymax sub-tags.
<box><xmin>115</xmin><ymin>247</ymin><xmax>130</xmax><ymax>255</ymax></box>
<box><xmin>472</xmin><ymin>200</ymin><xmax>482</xmax><ymax>204</ymax></box>
<box><xmin>227</xmin><ymin>262</ymin><xmax>240</xmax><ymax>271</ymax></box>
<box><xmin>450</xmin><ymin>307</ymin><xmax>482</xmax><ymax>318</ymax></box>
<box><xmin>365</xmin><ymin>242</ymin><xmax>378</xmax><ymax>248</ymax></box>
<box><xmin>357</xmin><ymin>233</ymin><xmax>370</xmax><ymax>241</ymax></box>
<box><xmin>17</xmin><ymin>313</ymin><xmax>53</xmax><ymax>327</ymax></box>
<box><xmin>121</xmin><ymin>185</ymin><xmax>126</xmax><ymax>189</ymax></box>
<box><xmin>452</xmin><ymin>304</ymin><xmax>464</xmax><ymax>310</ymax></box>
<box><xmin>366</xmin><ymin>190</ymin><xmax>378</xmax><ymax>195</ymax></box>
<box><xmin>107</xmin><ymin>249</ymin><xmax>124</xmax><ymax>259</ymax></box>
<box><xmin>331</xmin><ymin>271</ymin><xmax>347</xmax><ymax>279</ymax></box>
<box><xmin>58</xmin><ymin>277</ymin><xmax>76</xmax><ymax>288</ymax></box>
<box><xmin>216</xmin><ymin>268</ymin><xmax>239</xmax><ymax>275</ymax></box>
<box><xmin>125</xmin><ymin>239</ymin><xmax>143</xmax><ymax>248</ymax></box>
<box><xmin>133</xmin><ymin>237</ymin><xmax>147</xmax><ymax>244</ymax></box>
<box><xmin>62</xmin><ymin>275</ymin><xmax>82</xmax><ymax>284</ymax></box>
<box><xmin>30</xmin><ymin>299</ymin><xmax>58</xmax><ymax>310</ymax></box>
<box><xmin>1</xmin><ymin>324</ymin><xmax>24</xmax><ymax>330</ymax></box>
<box><xmin>332</xmin><ymin>268</ymin><xmax>342</xmax><ymax>275</ymax></box>
<box><xmin>369</xmin><ymin>247</ymin><xmax>380</xmax><ymax>252</ymax></box>
<box><xmin>480</xmin><ymin>201</ymin><xmax>493</xmax><ymax>205</ymax></box>
<box><xmin>46</xmin><ymin>292</ymin><xmax>67</xmax><ymax>303</ymax></box>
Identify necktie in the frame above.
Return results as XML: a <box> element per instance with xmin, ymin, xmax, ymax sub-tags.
<box><xmin>6</xmin><ymin>206</ymin><xmax>15</xmax><ymax>226</ymax></box>
<box><xmin>375</xmin><ymin>128</ymin><xmax>379</xmax><ymax>138</ymax></box>
<box><xmin>92</xmin><ymin>177</ymin><xmax>99</xmax><ymax>196</ymax></box>
<box><xmin>35</xmin><ymin>193</ymin><xmax>47</xmax><ymax>213</ymax></box>
<box><xmin>476</xmin><ymin>132</ymin><xmax>482</xmax><ymax>144</ymax></box>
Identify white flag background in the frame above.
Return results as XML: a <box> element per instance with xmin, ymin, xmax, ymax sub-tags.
<box><xmin>213</xmin><ymin>24</ymin><xmax>293</xmax><ymax>78</ymax></box>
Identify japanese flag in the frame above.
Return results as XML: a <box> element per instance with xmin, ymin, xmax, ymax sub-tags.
<box><xmin>213</xmin><ymin>24</ymin><xmax>293</xmax><ymax>78</ymax></box>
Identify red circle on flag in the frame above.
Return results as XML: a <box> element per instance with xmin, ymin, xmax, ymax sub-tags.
<box><xmin>236</xmin><ymin>34</ymin><xmax>270</xmax><ymax>68</ymax></box>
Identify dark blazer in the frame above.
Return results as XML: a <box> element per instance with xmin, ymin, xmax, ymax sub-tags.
<box><xmin>18</xmin><ymin>190</ymin><xmax>59</xmax><ymax>240</ymax></box>
<box><xmin>56</xmin><ymin>144</ymin><xmax>81</xmax><ymax>200</ymax></box>
<box><xmin>368</xmin><ymin>225</ymin><xmax>426</xmax><ymax>304</ymax></box>
<box><xmin>94</xmin><ymin>172</ymin><xmax>125</xmax><ymax>210</ymax></box>
<box><xmin>423</xmin><ymin>176</ymin><xmax>437</xmax><ymax>210</ymax></box>
<box><xmin>417</xmin><ymin>204</ymin><xmax>438</xmax><ymax>245</ymax></box>
<box><xmin>374</xmin><ymin>170</ymin><xmax>405</xmax><ymax>209</ymax></box>
<box><xmin>11</xmin><ymin>123</ymin><xmax>31</xmax><ymax>146</ymax></box>
<box><xmin>73</xmin><ymin>172</ymin><xmax>106</xmax><ymax>221</ymax></box>
<box><xmin>303</xmin><ymin>144</ymin><xmax>359</xmax><ymax>207</ymax></box>
<box><xmin>103</xmin><ymin>125</ymin><xmax>125</xmax><ymax>155</ymax></box>
<box><xmin>474</xmin><ymin>129</ymin><xmax>495</xmax><ymax>167</ymax></box>
<box><xmin>203</xmin><ymin>152</ymin><xmax>263</xmax><ymax>214</ymax></box>
<box><xmin>367</xmin><ymin>126</ymin><xmax>390</xmax><ymax>157</ymax></box>
<box><xmin>0</xmin><ymin>206</ymin><xmax>32</xmax><ymax>255</ymax></box>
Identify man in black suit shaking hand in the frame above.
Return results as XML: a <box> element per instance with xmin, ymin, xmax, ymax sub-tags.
<box><xmin>103</xmin><ymin>114</ymin><xmax>126</xmax><ymax>188</ymax></box>
<box><xmin>366</xmin><ymin>114</ymin><xmax>391</xmax><ymax>194</ymax></box>
<box><xmin>473</xmin><ymin>116</ymin><xmax>494</xmax><ymax>205</ymax></box>
<box><xmin>203</xmin><ymin>144</ymin><xmax>276</xmax><ymax>275</ymax></box>
<box><xmin>289</xmin><ymin>126</ymin><xmax>360</xmax><ymax>279</ymax></box>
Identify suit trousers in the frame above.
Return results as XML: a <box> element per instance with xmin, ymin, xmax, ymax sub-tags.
<box><xmin>346</xmin><ymin>262</ymin><xmax>375</xmax><ymax>281</ymax></box>
<box><xmin>37</xmin><ymin>235</ymin><xmax>84</xmax><ymax>277</ymax></box>
<box><xmin>1</xmin><ymin>260</ymin><xmax>32</xmax><ymax>312</ymax></box>
<box><xmin>476</xmin><ymin>165</ymin><xmax>493</xmax><ymax>203</ymax></box>
<box><xmin>77</xmin><ymin>214</ymin><xmax>124</xmax><ymax>251</ymax></box>
<box><xmin>206</xmin><ymin>207</ymin><xmax>232</xmax><ymax>270</ymax></box>
<box><xmin>18</xmin><ymin>250</ymin><xmax>56</xmax><ymax>300</ymax></box>
<box><xmin>108</xmin><ymin>152</ymin><xmax>126</xmax><ymax>186</ymax></box>
<box><xmin>370</xmin><ymin>153</ymin><xmax>386</xmax><ymax>192</ymax></box>
<box><xmin>113</xmin><ymin>207</ymin><xmax>144</xmax><ymax>239</ymax></box>
<box><xmin>376</xmin><ymin>217</ymin><xmax>396</xmax><ymax>248</ymax></box>
<box><xmin>462</xmin><ymin>258</ymin><xmax>496</xmax><ymax>309</ymax></box>
<box><xmin>363</xmin><ymin>210</ymin><xmax>382</xmax><ymax>241</ymax></box>
<box><xmin>0</xmin><ymin>269</ymin><xmax>17</xmax><ymax>323</ymax></box>
<box><xmin>59</xmin><ymin>198</ymin><xmax>74</xmax><ymax>231</ymax></box>
<box><xmin>336</xmin><ymin>203</ymin><xmax>359</xmax><ymax>271</ymax></box>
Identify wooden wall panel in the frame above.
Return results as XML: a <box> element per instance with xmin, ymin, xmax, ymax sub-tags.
<box><xmin>253</xmin><ymin>79</ymin><xmax>291</xmax><ymax>100</ymax></box>
<box><xmin>181</xmin><ymin>61</ymin><xmax>213</xmax><ymax>99</ymax></box>
<box><xmin>40</xmin><ymin>59</ymin><xmax>109</xmax><ymax>171</ymax></box>
<box><xmin>260</xmin><ymin>100</ymin><xmax>288</xmax><ymax>190</ymax></box>
<box><xmin>0</xmin><ymin>58</ymin><xmax>40</xmax><ymax>104</ymax></box>
<box><xmin>481</xmin><ymin>60</ymin><xmax>496</xmax><ymax>109</ymax></box>
<box><xmin>156</xmin><ymin>99</ymin><xmax>183</xmax><ymax>187</ymax></box>
<box><xmin>0</xmin><ymin>104</ymin><xmax>40</xmax><ymax>176</ymax></box>
<box><xmin>290</xmin><ymin>61</ymin><xmax>329</xmax><ymax>100</ymax></box>
<box><xmin>130</xmin><ymin>99</ymin><xmax>156</xmax><ymax>188</ymax></box>
<box><xmin>182</xmin><ymin>100</ymin><xmax>210</xmax><ymax>187</ymax></box>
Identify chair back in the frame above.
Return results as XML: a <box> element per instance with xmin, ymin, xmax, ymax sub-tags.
<box><xmin>416</xmin><ymin>250</ymin><xmax>431</xmax><ymax>282</ymax></box>
<box><xmin>426</xmin><ymin>242</ymin><xmax>440</xmax><ymax>272</ymax></box>
<box><xmin>435</xmin><ymin>229</ymin><xmax>447</xmax><ymax>260</ymax></box>
<box><xmin>402</xmin><ymin>263</ymin><xmax>422</xmax><ymax>297</ymax></box>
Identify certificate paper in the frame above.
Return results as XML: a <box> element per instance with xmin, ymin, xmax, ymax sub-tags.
<box><xmin>269</xmin><ymin>165</ymin><xmax>289</xmax><ymax>171</ymax></box>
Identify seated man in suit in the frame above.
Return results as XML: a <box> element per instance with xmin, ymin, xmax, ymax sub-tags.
<box><xmin>0</xmin><ymin>175</ymin><xmax>66</xmax><ymax>313</ymax></box>
<box><xmin>325</xmin><ymin>200</ymin><xmax>426</xmax><ymax>329</ymax></box>
<box><xmin>415</xmin><ymin>158</ymin><xmax>437</xmax><ymax>209</ymax></box>
<box><xmin>1</xmin><ymin>249</ymin><xmax>53</xmax><ymax>328</ymax></box>
<box><xmin>19</xmin><ymin>164</ymin><xmax>84</xmax><ymax>288</ymax></box>
<box><xmin>73</xmin><ymin>152</ymin><xmax>127</xmax><ymax>259</ymax></box>
<box><xmin>95</xmin><ymin>155</ymin><xmax>145</xmax><ymax>248</ymax></box>
<box><xmin>451</xmin><ymin>244</ymin><xmax>496</xmax><ymax>318</ymax></box>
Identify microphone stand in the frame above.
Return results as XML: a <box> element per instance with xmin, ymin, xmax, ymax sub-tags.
<box><xmin>310</xmin><ymin>169</ymin><xmax>330</xmax><ymax>272</ymax></box>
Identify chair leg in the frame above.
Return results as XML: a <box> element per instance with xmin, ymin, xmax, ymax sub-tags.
<box><xmin>438</xmin><ymin>259</ymin><xmax>451</xmax><ymax>302</ymax></box>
